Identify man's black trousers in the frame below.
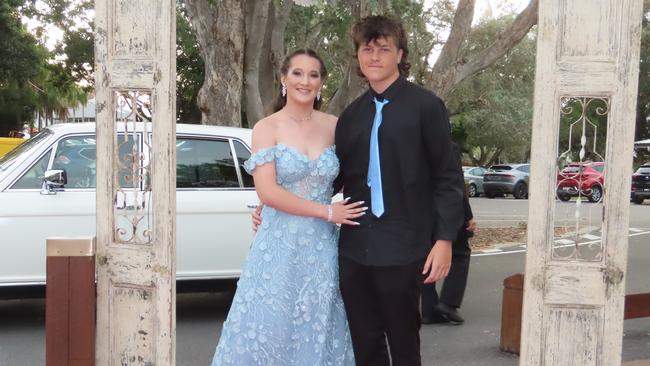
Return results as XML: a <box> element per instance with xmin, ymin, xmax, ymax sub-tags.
<box><xmin>339</xmin><ymin>256</ymin><xmax>425</xmax><ymax>366</ymax></box>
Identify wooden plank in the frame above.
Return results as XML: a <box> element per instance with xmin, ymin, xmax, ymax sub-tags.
<box><xmin>501</xmin><ymin>273</ymin><xmax>524</xmax><ymax>354</ymax></box>
<box><xmin>502</xmin><ymin>272</ymin><xmax>649</xmax><ymax>356</ymax></box>
<box><xmin>69</xmin><ymin>256</ymin><xmax>95</xmax><ymax>365</ymax></box>
<box><xmin>46</xmin><ymin>256</ymin><xmax>70</xmax><ymax>366</ymax></box>
<box><xmin>624</xmin><ymin>293</ymin><xmax>650</xmax><ymax>320</ymax></box>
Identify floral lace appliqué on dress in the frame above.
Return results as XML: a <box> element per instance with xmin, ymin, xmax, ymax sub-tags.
<box><xmin>211</xmin><ymin>144</ymin><xmax>355</xmax><ymax>366</ymax></box>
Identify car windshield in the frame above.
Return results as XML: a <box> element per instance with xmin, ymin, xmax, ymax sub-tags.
<box><xmin>0</xmin><ymin>129</ymin><xmax>53</xmax><ymax>171</ymax></box>
<box><xmin>490</xmin><ymin>165</ymin><xmax>512</xmax><ymax>171</ymax></box>
<box><xmin>636</xmin><ymin>166</ymin><xmax>650</xmax><ymax>174</ymax></box>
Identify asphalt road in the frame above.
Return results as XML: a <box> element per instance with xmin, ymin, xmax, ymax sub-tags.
<box><xmin>1</xmin><ymin>232</ymin><xmax>648</xmax><ymax>365</ymax></box>
<box><xmin>470</xmin><ymin>196</ymin><xmax>650</xmax><ymax>229</ymax></box>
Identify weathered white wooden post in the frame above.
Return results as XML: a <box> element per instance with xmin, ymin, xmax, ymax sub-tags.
<box><xmin>521</xmin><ymin>1</ymin><xmax>643</xmax><ymax>365</ymax></box>
<box><xmin>94</xmin><ymin>1</ymin><xmax>177</xmax><ymax>364</ymax></box>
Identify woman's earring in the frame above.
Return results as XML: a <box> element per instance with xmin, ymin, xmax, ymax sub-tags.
<box><xmin>281</xmin><ymin>85</ymin><xmax>287</xmax><ymax>97</ymax></box>
<box><xmin>317</xmin><ymin>91</ymin><xmax>321</xmax><ymax>101</ymax></box>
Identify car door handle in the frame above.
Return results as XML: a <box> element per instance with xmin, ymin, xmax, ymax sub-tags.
<box><xmin>247</xmin><ymin>203</ymin><xmax>260</xmax><ymax>209</ymax></box>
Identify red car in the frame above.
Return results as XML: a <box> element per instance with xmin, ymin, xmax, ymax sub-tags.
<box><xmin>556</xmin><ymin>162</ymin><xmax>605</xmax><ymax>202</ymax></box>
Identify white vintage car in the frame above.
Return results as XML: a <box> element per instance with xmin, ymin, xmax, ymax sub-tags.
<box><xmin>0</xmin><ymin>122</ymin><xmax>259</xmax><ymax>287</ymax></box>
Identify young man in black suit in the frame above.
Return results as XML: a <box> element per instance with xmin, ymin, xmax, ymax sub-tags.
<box><xmin>334</xmin><ymin>15</ymin><xmax>464</xmax><ymax>366</ymax></box>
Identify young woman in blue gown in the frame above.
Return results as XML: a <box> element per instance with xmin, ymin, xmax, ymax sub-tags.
<box><xmin>211</xmin><ymin>49</ymin><xmax>364</xmax><ymax>366</ymax></box>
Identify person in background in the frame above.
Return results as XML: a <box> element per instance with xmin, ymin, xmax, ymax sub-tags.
<box><xmin>421</xmin><ymin>143</ymin><xmax>475</xmax><ymax>325</ymax></box>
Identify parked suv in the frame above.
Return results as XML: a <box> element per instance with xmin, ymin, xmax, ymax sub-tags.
<box><xmin>631</xmin><ymin>162</ymin><xmax>650</xmax><ymax>204</ymax></box>
<box><xmin>482</xmin><ymin>164</ymin><xmax>530</xmax><ymax>199</ymax></box>
<box><xmin>556</xmin><ymin>162</ymin><xmax>605</xmax><ymax>203</ymax></box>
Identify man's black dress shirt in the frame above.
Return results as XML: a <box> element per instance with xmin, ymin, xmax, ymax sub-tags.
<box><xmin>334</xmin><ymin>76</ymin><xmax>464</xmax><ymax>266</ymax></box>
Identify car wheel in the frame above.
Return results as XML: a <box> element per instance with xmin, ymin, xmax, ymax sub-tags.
<box><xmin>513</xmin><ymin>182</ymin><xmax>527</xmax><ymax>199</ymax></box>
<box><xmin>588</xmin><ymin>185</ymin><xmax>603</xmax><ymax>203</ymax></box>
<box><xmin>557</xmin><ymin>193</ymin><xmax>571</xmax><ymax>202</ymax></box>
<box><xmin>468</xmin><ymin>184</ymin><xmax>477</xmax><ymax>198</ymax></box>
<box><xmin>632</xmin><ymin>195</ymin><xmax>645</xmax><ymax>204</ymax></box>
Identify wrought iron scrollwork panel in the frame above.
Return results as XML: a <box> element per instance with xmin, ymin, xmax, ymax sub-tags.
<box><xmin>553</xmin><ymin>97</ymin><xmax>609</xmax><ymax>261</ymax></box>
<box><xmin>113</xmin><ymin>90</ymin><xmax>153</xmax><ymax>245</ymax></box>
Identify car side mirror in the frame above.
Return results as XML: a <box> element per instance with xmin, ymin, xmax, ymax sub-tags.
<box><xmin>40</xmin><ymin>169</ymin><xmax>67</xmax><ymax>195</ymax></box>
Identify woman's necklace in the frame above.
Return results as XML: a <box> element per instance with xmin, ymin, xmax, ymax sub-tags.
<box><xmin>287</xmin><ymin>110</ymin><xmax>313</xmax><ymax>123</ymax></box>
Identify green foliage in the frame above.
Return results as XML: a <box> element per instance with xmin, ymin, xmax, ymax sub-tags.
<box><xmin>446</xmin><ymin>16</ymin><xmax>536</xmax><ymax>166</ymax></box>
<box><xmin>176</xmin><ymin>3</ymin><xmax>204</xmax><ymax>123</ymax></box>
<box><xmin>57</xmin><ymin>26</ymin><xmax>94</xmax><ymax>90</ymax></box>
<box><xmin>0</xmin><ymin>0</ymin><xmax>45</xmax><ymax>134</ymax></box>
<box><xmin>0</xmin><ymin>82</ymin><xmax>38</xmax><ymax>135</ymax></box>
<box><xmin>0</xmin><ymin>0</ymin><xmax>89</xmax><ymax>135</ymax></box>
<box><xmin>0</xmin><ymin>0</ymin><xmax>44</xmax><ymax>84</ymax></box>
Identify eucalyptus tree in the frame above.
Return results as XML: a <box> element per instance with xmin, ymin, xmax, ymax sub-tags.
<box><xmin>180</xmin><ymin>0</ymin><xmax>539</xmax><ymax>126</ymax></box>
<box><xmin>446</xmin><ymin>15</ymin><xmax>536</xmax><ymax>167</ymax></box>
<box><xmin>19</xmin><ymin>0</ymin><xmax>540</xmax><ymax>129</ymax></box>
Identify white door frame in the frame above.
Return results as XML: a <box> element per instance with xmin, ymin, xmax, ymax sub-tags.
<box><xmin>521</xmin><ymin>1</ymin><xmax>644</xmax><ymax>365</ymax></box>
<box><xmin>94</xmin><ymin>0</ymin><xmax>177</xmax><ymax>364</ymax></box>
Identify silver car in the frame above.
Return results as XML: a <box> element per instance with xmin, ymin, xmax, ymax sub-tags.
<box><xmin>463</xmin><ymin>166</ymin><xmax>487</xmax><ymax>197</ymax></box>
<box><xmin>482</xmin><ymin>163</ymin><xmax>530</xmax><ymax>199</ymax></box>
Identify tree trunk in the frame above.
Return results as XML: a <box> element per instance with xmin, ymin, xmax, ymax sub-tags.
<box><xmin>326</xmin><ymin>60</ymin><xmax>366</xmax><ymax>116</ymax></box>
<box><xmin>427</xmin><ymin>0</ymin><xmax>476</xmax><ymax>98</ymax></box>
<box><xmin>255</xmin><ymin>0</ymin><xmax>294</xmax><ymax>125</ymax></box>
<box><xmin>485</xmin><ymin>147</ymin><xmax>503</xmax><ymax>167</ymax></box>
<box><xmin>244</xmin><ymin>0</ymin><xmax>272</xmax><ymax>126</ymax></box>
<box><xmin>258</xmin><ymin>4</ymin><xmax>276</xmax><ymax>111</ymax></box>
<box><xmin>377</xmin><ymin>0</ymin><xmax>390</xmax><ymax>14</ymax></box>
<box><xmin>325</xmin><ymin>0</ymin><xmax>371</xmax><ymax>116</ymax></box>
<box><xmin>427</xmin><ymin>0</ymin><xmax>539</xmax><ymax>100</ymax></box>
<box><xmin>453</xmin><ymin>0</ymin><xmax>539</xmax><ymax>87</ymax></box>
<box><xmin>183</xmin><ymin>0</ymin><xmax>245</xmax><ymax>127</ymax></box>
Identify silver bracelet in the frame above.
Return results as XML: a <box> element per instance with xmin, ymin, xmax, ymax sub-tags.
<box><xmin>327</xmin><ymin>205</ymin><xmax>333</xmax><ymax>222</ymax></box>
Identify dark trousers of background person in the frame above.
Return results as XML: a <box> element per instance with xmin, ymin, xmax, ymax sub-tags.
<box><xmin>421</xmin><ymin>231</ymin><xmax>471</xmax><ymax>316</ymax></box>
<box><xmin>339</xmin><ymin>256</ymin><xmax>426</xmax><ymax>366</ymax></box>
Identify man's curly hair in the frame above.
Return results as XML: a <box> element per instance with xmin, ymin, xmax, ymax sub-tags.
<box><xmin>351</xmin><ymin>15</ymin><xmax>411</xmax><ymax>78</ymax></box>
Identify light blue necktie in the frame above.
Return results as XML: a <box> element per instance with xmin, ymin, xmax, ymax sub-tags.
<box><xmin>368</xmin><ymin>97</ymin><xmax>389</xmax><ymax>217</ymax></box>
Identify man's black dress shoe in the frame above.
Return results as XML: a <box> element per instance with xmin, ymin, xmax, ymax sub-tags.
<box><xmin>435</xmin><ymin>303</ymin><xmax>465</xmax><ymax>324</ymax></box>
<box><xmin>421</xmin><ymin>312</ymin><xmax>449</xmax><ymax>324</ymax></box>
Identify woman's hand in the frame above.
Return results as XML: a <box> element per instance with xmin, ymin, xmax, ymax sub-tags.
<box><xmin>252</xmin><ymin>204</ymin><xmax>263</xmax><ymax>232</ymax></box>
<box><xmin>327</xmin><ymin>198</ymin><xmax>367</xmax><ymax>225</ymax></box>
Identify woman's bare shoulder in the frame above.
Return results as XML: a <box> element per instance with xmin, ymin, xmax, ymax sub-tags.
<box><xmin>251</xmin><ymin>115</ymin><xmax>280</xmax><ymax>148</ymax></box>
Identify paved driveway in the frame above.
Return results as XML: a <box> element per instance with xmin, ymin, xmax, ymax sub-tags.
<box><xmin>1</xmin><ymin>233</ymin><xmax>648</xmax><ymax>365</ymax></box>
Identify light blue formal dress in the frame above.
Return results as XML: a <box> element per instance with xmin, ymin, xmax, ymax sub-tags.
<box><xmin>211</xmin><ymin>144</ymin><xmax>355</xmax><ymax>366</ymax></box>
